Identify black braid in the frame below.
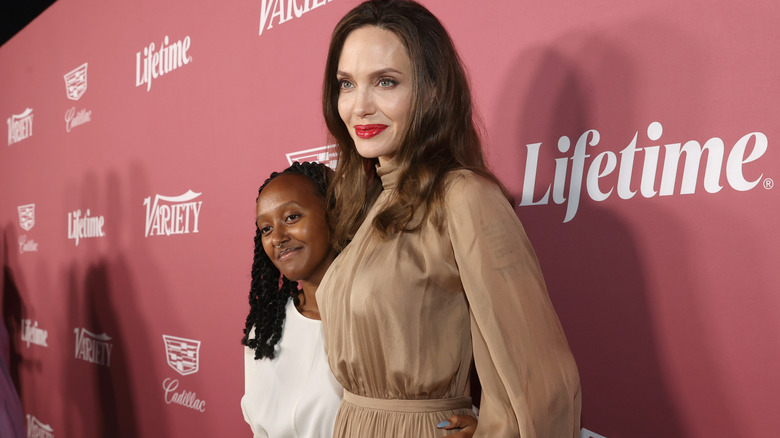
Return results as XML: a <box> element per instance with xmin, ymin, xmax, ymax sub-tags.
<box><xmin>241</xmin><ymin>161</ymin><xmax>333</xmax><ymax>360</ymax></box>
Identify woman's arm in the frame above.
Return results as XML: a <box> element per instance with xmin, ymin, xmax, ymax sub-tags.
<box><xmin>445</xmin><ymin>171</ymin><xmax>581</xmax><ymax>438</ymax></box>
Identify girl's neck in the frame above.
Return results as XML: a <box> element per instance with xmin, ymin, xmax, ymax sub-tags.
<box><xmin>296</xmin><ymin>281</ymin><xmax>321</xmax><ymax>320</ymax></box>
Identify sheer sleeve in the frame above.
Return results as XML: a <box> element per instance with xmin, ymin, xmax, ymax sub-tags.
<box><xmin>444</xmin><ymin>171</ymin><xmax>581</xmax><ymax>438</ymax></box>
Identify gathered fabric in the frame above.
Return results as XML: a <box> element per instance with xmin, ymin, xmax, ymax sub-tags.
<box><xmin>318</xmin><ymin>158</ymin><xmax>581</xmax><ymax>438</ymax></box>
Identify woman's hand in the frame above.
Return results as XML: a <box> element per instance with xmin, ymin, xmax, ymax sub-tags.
<box><xmin>436</xmin><ymin>414</ymin><xmax>478</xmax><ymax>437</ymax></box>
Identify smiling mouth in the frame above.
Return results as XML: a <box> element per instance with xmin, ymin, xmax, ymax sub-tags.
<box><xmin>278</xmin><ymin>247</ymin><xmax>301</xmax><ymax>261</ymax></box>
<box><xmin>354</xmin><ymin>124</ymin><xmax>387</xmax><ymax>139</ymax></box>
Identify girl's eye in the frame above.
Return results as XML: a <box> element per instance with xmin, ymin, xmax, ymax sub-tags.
<box><xmin>286</xmin><ymin>213</ymin><xmax>301</xmax><ymax>222</ymax></box>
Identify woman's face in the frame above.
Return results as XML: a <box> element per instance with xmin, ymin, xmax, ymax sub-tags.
<box><xmin>336</xmin><ymin>25</ymin><xmax>414</xmax><ymax>165</ymax></box>
<box><xmin>256</xmin><ymin>174</ymin><xmax>333</xmax><ymax>286</ymax></box>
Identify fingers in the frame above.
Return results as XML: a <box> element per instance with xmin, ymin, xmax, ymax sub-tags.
<box><xmin>436</xmin><ymin>414</ymin><xmax>477</xmax><ymax>430</ymax></box>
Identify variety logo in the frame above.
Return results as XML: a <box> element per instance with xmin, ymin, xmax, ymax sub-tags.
<box><xmin>7</xmin><ymin>108</ymin><xmax>33</xmax><ymax>146</ymax></box>
<box><xmin>162</xmin><ymin>334</ymin><xmax>201</xmax><ymax>376</ymax></box>
<box><xmin>67</xmin><ymin>209</ymin><xmax>105</xmax><ymax>246</ymax></box>
<box><xmin>286</xmin><ymin>144</ymin><xmax>339</xmax><ymax>169</ymax></box>
<box><xmin>135</xmin><ymin>35</ymin><xmax>192</xmax><ymax>92</ymax></box>
<box><xmin>21</xmin><ymin>319</ymin><xmax>49</xmax><ymax>348</ymax></box>
<box><xmin>73</xmin><ymin>328</ymin><xmax>113</xmax><ymax>367</ymax></box>
<box><xmin>64</xmin><ymin>63</ymin><xmax>88</xmax><ymax>100</ymax></box>
<box><xmin>520</xmin><ymin>122</ymin><xmax>770</xmax><ymax>222</ymax></box>
<box><xmin>26</xmin><ymin>415</ymin><xmax>54</xmax><ymax>438</ymax></box>
<box><xmin>580</xmin><ymin>428</ymin><xmax>607</xmax><ymax>438</ymax></box>
<box><xmin>143</xmin><ymin>190</ymin><xmax>203</xmax><ymax>237</ymax></box>
<box><xmin>162</xmin><ymin>378</ymin><xmax>206</xmax><ymax>412</ymax></box>
<box><xmin>17</xmin><ymin>203</ymin><xmax>35</xmax><ymax>231</ymax></box>
<box><xmin>259</xmin><ymin>0</ymin><xmax>335</xmax><ymax>36</ymax></box>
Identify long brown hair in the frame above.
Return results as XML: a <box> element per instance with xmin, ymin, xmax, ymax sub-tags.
<box><xmin>323</xmin><ymin>0</ymin><xmax>510</xmax><ymax>250</ymax></box>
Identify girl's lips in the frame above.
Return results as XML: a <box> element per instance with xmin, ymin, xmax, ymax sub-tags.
<box><xmin>278</xmin><ymin>247</ymin><xmax>301</xmax><ymax>261</ymax></box>
<box><xmin>354</xmin><ymin>124</ymin><xmax>388</xmax><ymax>139</ymax></box>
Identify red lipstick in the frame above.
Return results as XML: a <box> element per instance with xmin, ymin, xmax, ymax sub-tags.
<box><xmin>354</xmin><ymin>124</ymin><xmax>387</xmax><ymax>139</ymax></box>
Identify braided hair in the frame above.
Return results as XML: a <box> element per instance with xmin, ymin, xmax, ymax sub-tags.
<box><xmin>241</xmin><ymin>161</ymin><xmax>333</xmax><ymax>360</ymax></box>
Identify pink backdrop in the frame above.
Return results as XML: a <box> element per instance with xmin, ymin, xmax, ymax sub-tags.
<box><xmin>1</xmin><ymin>1</ymin><xmax>778</xmax><ymax>437</ymax></box>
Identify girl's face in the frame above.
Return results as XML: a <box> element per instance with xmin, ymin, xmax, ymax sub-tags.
<box><xmin>336</xmin><ymin>25</ymin><xmax>414</xmax><ymax>166</ymax></box>
<box><xmin>256</xmin><ymin>174</ymin><xmax>333</xmax><ymax>285</ymax></box>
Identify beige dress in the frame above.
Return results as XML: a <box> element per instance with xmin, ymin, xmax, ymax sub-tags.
<box><xmin>318</xmin><ymin>159</ymin><xmax>581</xmax><ymax>437</ymax></box>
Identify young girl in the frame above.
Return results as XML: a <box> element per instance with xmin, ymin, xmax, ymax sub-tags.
<box><xmin>241</xmin><ymin>162</ymin><xmax>476</xmax><ymax>437</ymax></box>
<box><xmin>241</xmin><ymin>162</ymin><xmax>341</xmax><ymax>438</ymax></box>
<box><xmin>317</xmin><ymin>1</ymin><xmax>581</xmax><ymax>437</ymax></box>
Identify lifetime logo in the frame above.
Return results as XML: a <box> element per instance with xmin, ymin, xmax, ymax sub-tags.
<box><xmin>135</xmin><ymin>35</ymin><xmax>192</xmax><ymax>92</ymax></box>
<box><xmin>68</xmin><ymin>209</ymin><xmax>105</xmax><ymax>246</ymax></box>
<box><xmin>21</xmin><ymin>319</ymin><xmax>49</xmax><ymax>348</ymax></box>
<box><xmin>519</xmin><ymin>122</ymin><xmax>769</xmax><ymax>222</ymax></box>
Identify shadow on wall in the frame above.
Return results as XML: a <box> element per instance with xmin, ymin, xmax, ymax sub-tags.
<box><xmin>493</xmin><ymin>37</ymin><xmax>703</xmax><ymax>436</ymax></box>
<box><xmin>63</xmin><ymin>168</ymin><xmax>168</xmax><ymax>438</ymax></box>
<box><xmin>1</xmin><ymin>227</ymin><xmax>26</xmax><ymax>438</ymax></box>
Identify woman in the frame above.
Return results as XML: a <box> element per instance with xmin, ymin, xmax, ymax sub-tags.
<box><xmin>317</xmin><ymin>1</ymin><xmax>582</xmax><ymax>437</ymax></box>
<box><xmin>241</xmin><ymin>162</ymin><xmax>477</xmax><ymax>437</ymax></box>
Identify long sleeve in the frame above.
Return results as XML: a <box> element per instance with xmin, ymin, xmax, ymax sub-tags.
<box><xmin>444</xmin><ymin>171</ymin><xmax>581</xmax><ymax>438</ymax></box>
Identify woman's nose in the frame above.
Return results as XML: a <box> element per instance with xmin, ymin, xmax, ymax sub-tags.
<box><xmin>353</xmin><ymin>87</ymin><xmax>375</xmax><ymax>118</ymax></box>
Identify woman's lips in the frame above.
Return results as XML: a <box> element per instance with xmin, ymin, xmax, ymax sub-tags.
<box><xmin>354</xmin><ymin>124</ymin><xmax>388</xmax><ymax>139</ymax></box>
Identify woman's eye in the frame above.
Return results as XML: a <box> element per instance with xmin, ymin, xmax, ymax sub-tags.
<box><xmin>260</xmin><ymin>226</ymin><xmax>272</xmax><ymax>235</ymax></box>
<box><xmin>286</xmin><ymin>214</ymin><xmax>301</xmax><ymax>222</ymax></box>
<box><xmin>378</xmin><ymin>77</ymin><xmax>397</xmax><ymax>88</ymax></box>
<box><xmin>338</xmin><ymin>79</ymin><xmax>354</xmax><ymax>90</ymax></box>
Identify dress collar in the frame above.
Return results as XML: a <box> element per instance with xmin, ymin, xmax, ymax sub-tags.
<box><xmin>375</xmin><ymin>158</ymin><xmax>399</xmax><ymax>190</ymax></box>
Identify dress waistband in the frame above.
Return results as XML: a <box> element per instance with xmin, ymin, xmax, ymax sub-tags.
<box><xmin>342</xmin><ymin>390</ymin><xmax>472</xmax><ymax>413</ymax></box>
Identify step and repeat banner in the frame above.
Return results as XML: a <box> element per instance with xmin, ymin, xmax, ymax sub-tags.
<box><xmin>1</xmin><ymin>0</ymin><xmax>778</xmax><ymax>437</ymax></box>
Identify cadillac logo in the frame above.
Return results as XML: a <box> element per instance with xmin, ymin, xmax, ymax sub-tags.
<box><xmin>162</xmin><ymin>334</ymin><xmax>201</xmax><ymax>376</ymax></box>
<box><xmin>17</xmin><ymin>204</ymin><xmax>35</xmax><ymax>231</ymax></box>
<box><xmin>64</xmin><ymin>63</ymin><xmax>88</xmax><ymax>101</ymax></box>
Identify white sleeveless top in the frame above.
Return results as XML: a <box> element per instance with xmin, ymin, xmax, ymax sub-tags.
<box><xmin>241</xmin><ymin>299</ymin><xmax>343</xmax><ymax>437</ymax></box>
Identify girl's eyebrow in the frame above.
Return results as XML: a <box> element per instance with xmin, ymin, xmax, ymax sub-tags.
<box><xmin>256</xmin><ymin>201</ymin><xmax>303</xmax><ymax>220</ymax></box>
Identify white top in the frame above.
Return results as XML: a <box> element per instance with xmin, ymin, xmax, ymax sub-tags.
<box><xmin>241</xmin><ymin>299</ymin><xmax>343</xmax><ymax>438</ymax></box>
